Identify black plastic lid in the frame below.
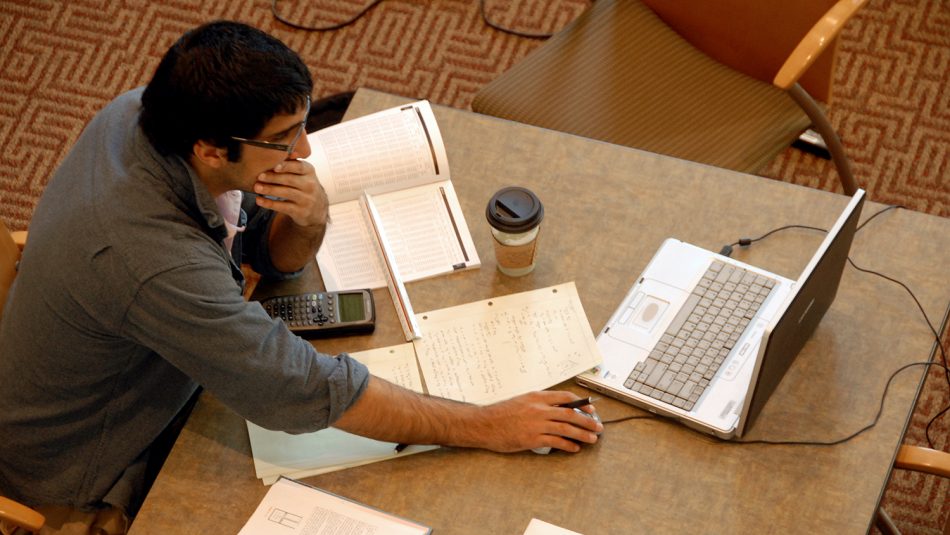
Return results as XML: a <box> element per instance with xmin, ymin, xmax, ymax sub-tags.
<box><xmin>485</xmin><ymin>186</ymin><xmax>544</xmax><ymax>233</ymax></box>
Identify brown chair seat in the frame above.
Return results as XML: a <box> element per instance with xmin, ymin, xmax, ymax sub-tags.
<box><xmin>472</xmin><ymin>0</ymin><xmax>811</xmax><ymax>174</ymax></box>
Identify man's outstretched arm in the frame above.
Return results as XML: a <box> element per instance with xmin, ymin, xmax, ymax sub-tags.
<box><xmin>332</xmin><ymin>376</ymin><xmax>603</xmax><ymax>453</ymax></box>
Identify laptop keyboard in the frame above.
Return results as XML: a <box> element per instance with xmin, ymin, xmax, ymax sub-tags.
<box><xmin>623</xmin><ymin>261</ymin><xmax>776</xmax><ymax>411</ymax></box>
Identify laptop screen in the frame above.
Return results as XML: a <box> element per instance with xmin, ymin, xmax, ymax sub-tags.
<box><xmin>741</xmin><ymin>190</ymin><xmax>866</xmax><ymax>434</ymax></box>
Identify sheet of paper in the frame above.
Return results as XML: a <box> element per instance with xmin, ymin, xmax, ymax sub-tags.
<box><xmin>317</xmin><ymin>181</ymin><xmax>479</xmax><ymax>291</ymax></box>
<box><xmin>246</xmin><ymin>344</ymin><xmax>436</xmax><ymax>484</ymax></box>
<box><xmin>524</xmin><ymin>518</ymin><xmax>581</xmax><ymax>535</ymax></box>
<box><xmin>413</xmin><ymin>282</ymin><xmax>603</xmax><ymax>404</ymax></box>
<box><xmin>239</xmin><ymin>477</ymin><xmax>431</xmax><ymax>535</ymax></box>
<box><xmin>524</xmin><ymin>518</ymin><xmax>584</xmax><ymax>535</ymax></box>
<box><xmin>306</xmin><ymin>101</ymin><xmax>448</xmax><ymax>204</ymax></box>
<box><xmin>316</xmin><ymin>200</ymin><xmax>386</xmax><ymax>290</ymax></box>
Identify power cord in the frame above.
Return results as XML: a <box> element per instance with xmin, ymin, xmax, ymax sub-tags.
<box><xmin>271</xmin><ymin>0</ymin><xmax>383</xmax><ymax>31</ymax></box>
<box><xmin>479</xmin><ymin>0</ymin><xmax>590</xmax><ymax>39</ymax></box>
<box><xmin>598</xmin><ymin>362</ymin><xmax>950</xmax><ymax>448</ymax></box>
<box><xmin>730</xmin><ymin>362</ymin><xmax>949</xmax><ymax>447</ymax></box>
<box><xmin>271</xmin><ymin>0</ymin><xmax>590</xmax><ymax>38</ymax></box>
<box><xmin>717</xmin><ymin>204</ymin><xmax>949</xmax><ymax>449</ymax></box>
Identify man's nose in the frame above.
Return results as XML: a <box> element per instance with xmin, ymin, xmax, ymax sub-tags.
<box><xmin>288</xmin><ymin>132</ymin><xmax>311</xmax><ymax>160</ymax></box>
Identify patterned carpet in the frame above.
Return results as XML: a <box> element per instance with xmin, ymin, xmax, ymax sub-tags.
<box><xmin>1</xmin><ymin>0</ymin><xmax>947</xmax><ymax>532</ymax></box>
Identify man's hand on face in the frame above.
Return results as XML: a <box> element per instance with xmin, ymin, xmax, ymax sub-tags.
<box><xmin>253</xmin><ymin>160</ymin><xmax>329</xmax><ymax>230</ymax></box>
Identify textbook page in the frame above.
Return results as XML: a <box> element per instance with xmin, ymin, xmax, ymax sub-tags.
<box><xmin>413</xmin><ymin>282</ymin><xmax>603</xmax><ymax>404</ymax></box>
<box><xmin>304</xmin><ymin>100</ymin><xmax>479</xmax><ymax>291</ymax></box>
<box><xmin>246</xmin><ymin>344</ymin><xmax>437</xmax><ymax>485</ymax></box>
<box><xmin>306</xmin><ymin>100</ymin><xmax>448</xmax><ymax>204</ymax></box>
<box><xmin>239</xmin><ymin>477</ymin><xmax>431</xmax><ymax>535</ymax></box>
<box><xmin>317</xmin><ymin>180</ymin><xmax>478</xmax><ymax>291</ymax></box>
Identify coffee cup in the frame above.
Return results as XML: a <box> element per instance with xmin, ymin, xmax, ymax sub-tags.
<box><xmin>485</xmin><ymin>187</ymin><xmax>544</xmax><ymax>276</ymax></box>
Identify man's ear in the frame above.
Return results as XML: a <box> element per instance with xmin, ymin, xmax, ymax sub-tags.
<box><xmin>192</xmin><ymin>140</ymin><xmax>229</xmax><ymax>169</ymax></box>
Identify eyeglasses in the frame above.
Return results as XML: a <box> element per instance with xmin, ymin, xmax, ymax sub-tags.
<box><xmin>230</xmin><ymin>96</ymin><xmax>311</xmax><ymax>154</ymax></box>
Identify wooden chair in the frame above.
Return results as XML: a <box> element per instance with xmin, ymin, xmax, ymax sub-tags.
<box><xmin>472</xmin><ymin>0</ymin><xmax>862</xmax><ymax>195</ymax></box>
<box><xmin>0</xmin><ymin>221</ymin><xmax>26</xmax><ymax>328</ymax></box>
<box><xmin>0</xmin><ymin>221</ymin><xmax>43</xmax><ymax>535</ymax></box>
<box><xmin>876</xmin><ymin>445</ymin><xmax>950</xmax><ymax>535</ymax></box>
<box><xmin>0</xmin><ymin>497</ymin><xmax>43</xmax><ymax>535</ymax></box>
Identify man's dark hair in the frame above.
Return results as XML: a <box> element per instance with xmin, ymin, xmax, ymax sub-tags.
<box><xmin>140</xmin><ymin>21</ymin><xmax>313</xmax><ymax>161</ymax></box>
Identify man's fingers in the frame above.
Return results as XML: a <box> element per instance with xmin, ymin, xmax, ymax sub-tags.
<box><xmin>265</xmin><ymin>160</ymin><xmax>310</xmax><ymax>177</ymax></box>
<box><xmin>254</xmin><ymin>182</ymin><xmax>301</xmax><ymax>201</ymax></box>
<box><xmin>539</xmin><ymin>435</ymin><xmax>582</xmax><ymax>453</ymax></box>
<box><xmin>546</xmin><ymin>421</ymin><xmax>599</xmax><ymax>445</ymax></box>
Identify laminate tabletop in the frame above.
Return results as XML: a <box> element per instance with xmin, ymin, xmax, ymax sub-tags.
<box><xmin>130</xmin><ymin>88</ymin><xmax>950</xmax><ymax>535</ymax></box>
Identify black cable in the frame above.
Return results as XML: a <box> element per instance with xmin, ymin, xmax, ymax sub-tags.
<box><xmin>719</xmin><ymin>204</ymin><xmax>949</xmax><ymax>449</ymax></box>
<box><xmin>597</xmin><ymin>362</ymin><xmax>949</xmax><ymax>449</ymax></box>
<box><xmin>729</xmin><ymin>224</ymin><xmax>826</xmax><ymax>249</ymax></box>
<box><xmin>479</xmin><ymin>0</ymin><xmax>579</xmax><ymax>39</ymax></box>
<box><xmin>271</xmin><ymin>0</ymin><xmax>589</xmax><ymax>38</ymax></box>
<box><xmin>601</xmin><ymin>414</ymin><xmax>655</xmax><ymax>425</ymax></box>
<box><xmin>721</xmin><ymin>204</ymin><xmax>906</xmax><ymax>256</ymax></box>
<box><xmin>271</xmin><ymin>0</ymin><xmax>383</xmax><ymax>32</ymax></box>
<box><xmin>730</xmin><ymin>362</ymin><xmax>949</xmax><ymax>447</ymax></box>
<box><xmin>847</xmin><ymin>257</ymin><xmax>950</xmax><ymax>448</ymax></box>
<box><xmin>855</xmin><ymin>203</ymin><xmax>903</xmax><ymax>232</ymax></box>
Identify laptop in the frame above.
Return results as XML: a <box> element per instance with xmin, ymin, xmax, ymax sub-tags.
<box><xmin>577</xmin><ymin>190</ymin><xmax>866</xmax><ymax>439</ymax></box>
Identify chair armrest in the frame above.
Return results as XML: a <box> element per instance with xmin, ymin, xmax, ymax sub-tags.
<box><xmin>895</xmin><ymin>445</ymin><xmax>950</xmax><ymax>479</ymax></box>
<box><xmin>0</xmin><ymin>495</ymin><xmax>45</xmax><ymax>532</ymax></box>
<box><xmin>241</xmin><ymin>264</ymin><xmax>261</xmax><ymax>302</ymax></box>
<box><xmin>773</xmin><ymin>0</ymin><xmax>867</xmax><ymax>89</ymax></box>
<box><xmin>10</xmin><ymin>231</ymin><xmax>26</xmax><ymax>252</ymax></box>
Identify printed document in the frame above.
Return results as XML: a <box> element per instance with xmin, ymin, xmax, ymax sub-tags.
<box><xmin>305</xmin><ymin>101</ymin><xmax>479</xmax><ymax>291</ymax></box>
<box><xmin>239</xmin><ymin>477</ymin><xmax>430</xmax><ymax>535</ymax></box>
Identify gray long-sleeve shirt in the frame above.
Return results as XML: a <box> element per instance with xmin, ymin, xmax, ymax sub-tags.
<box><xmin>0</xmin><ymin>88</ymin><xmax>369</xmax><ymax>512</ymax></box>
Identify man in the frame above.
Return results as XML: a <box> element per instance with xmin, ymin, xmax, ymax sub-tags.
<box><xmin>0</xmin><ymin>21</ymin><xmax>601</xmax><ymax>531</ymax></box>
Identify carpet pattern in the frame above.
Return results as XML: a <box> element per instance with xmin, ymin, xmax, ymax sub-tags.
<box><xmin>0</xmin><ymin>1</ymin><xmax>947</xmax><ymax>532</ymax></box>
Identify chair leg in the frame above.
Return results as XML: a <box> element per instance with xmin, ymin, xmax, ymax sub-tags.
<box><xmin>875</xmin><ymin>507</ymin><xmax>902</xmax><ymax>535</ymax></box>
<box><xmin>787</xmin><ymin>83</ymin><xmax>858</xmax><ymax>196</ymax></box>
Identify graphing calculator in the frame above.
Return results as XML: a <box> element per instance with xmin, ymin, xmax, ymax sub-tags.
<box><xmin>260</xmin><ymin>289</ymin><xmax>375</xmax><ymax>337</ymax></box>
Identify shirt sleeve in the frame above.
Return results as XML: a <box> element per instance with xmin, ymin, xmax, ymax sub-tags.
<box><xmin>121</xmin><ymin>247</ymin><xmax>370</xmax><ymax>434</ymax></box>
<box><xmin>240</xmin><ymin>193</ymin><xmax>303</xmax><ymax>282</ymax></box>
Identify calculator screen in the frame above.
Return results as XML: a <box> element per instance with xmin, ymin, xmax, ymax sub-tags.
<box><xmin>338</xmin><ymin>292</ymin><xmax>365</xmax><ymax>322</ymax></box>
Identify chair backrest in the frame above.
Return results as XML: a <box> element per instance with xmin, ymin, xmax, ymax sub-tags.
<box><xmin>0</xmin><ymin>220</ymin><xmax>22</xmax><ymax>324</ymax></box>
<box><xmin>641</xmin><ymin>0</ymin><xmax>839</xmax><ymax>102</ymax></box>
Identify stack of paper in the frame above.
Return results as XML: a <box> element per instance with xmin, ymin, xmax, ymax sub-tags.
<box><xmin>246</xmin><ymin>282</ymin><xmax>602</xmax><ymax>485</ymax></box>
<box><xmin>247</xmin><ymin>344</ymin><xmax>437</xmax><ymax>485</ymax></box>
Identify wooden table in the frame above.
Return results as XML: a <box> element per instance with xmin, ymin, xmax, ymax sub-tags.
<box><xmin>130</xmin><ymin>89</ymin><xmax>950</xmax><ymax>535</ymax></box>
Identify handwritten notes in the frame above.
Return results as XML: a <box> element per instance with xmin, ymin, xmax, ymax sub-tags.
<box><xmin>245</xmin><ymin>283</ymin><xmax>602</xmax><ymax>484</ymax></box>
<box><xmin>414</xmin><ymin>282</ymin><xmax>602</xmax><ymax>404</ymax></box>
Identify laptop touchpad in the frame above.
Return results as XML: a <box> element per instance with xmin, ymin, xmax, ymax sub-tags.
<box><xmin>607</xmin><ymin>279</ymin><xmax>686</xmax><ymax>348</ymax></box>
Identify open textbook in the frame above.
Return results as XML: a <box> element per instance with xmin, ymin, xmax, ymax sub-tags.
<box><xmin>304</xmin><ymin>101</ymin><xmax>479</xmax><ymax>291</ymax></box>
<box><xmin>247</xmin><ymin>282</ymin><xmax>602</xmax><ymax>484</ymax></box>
